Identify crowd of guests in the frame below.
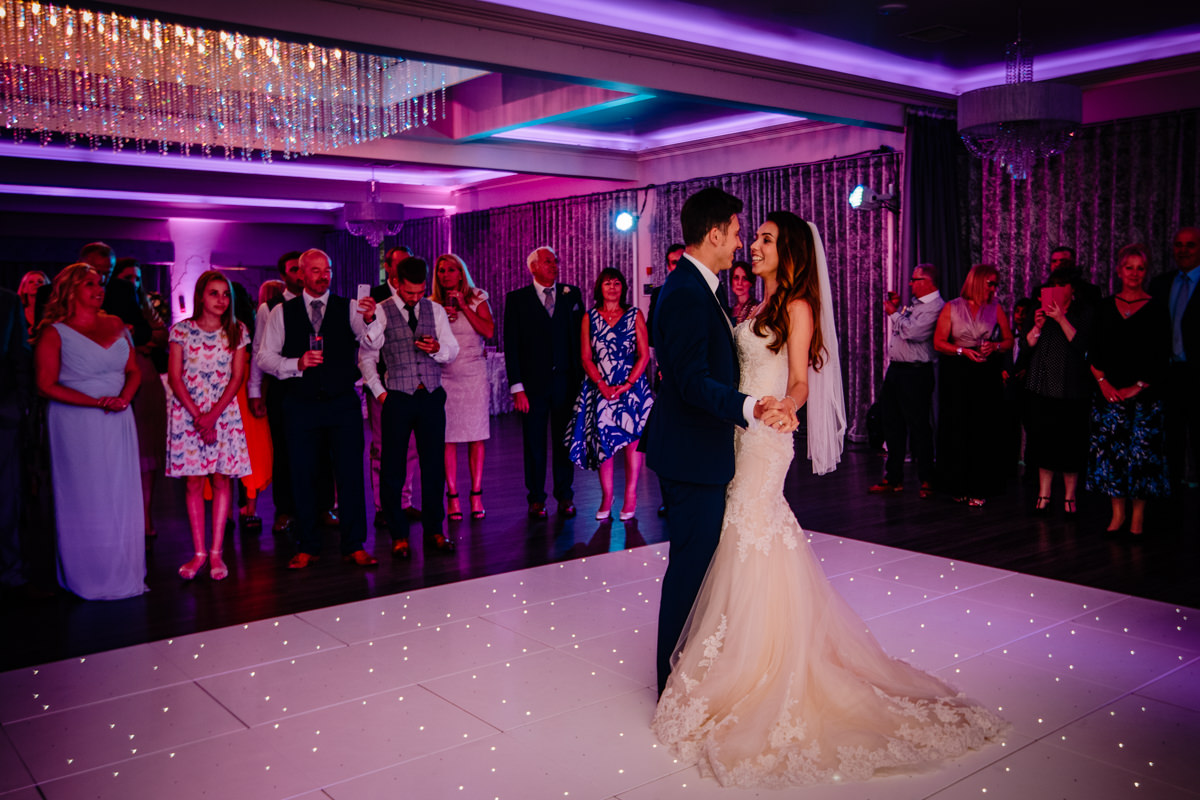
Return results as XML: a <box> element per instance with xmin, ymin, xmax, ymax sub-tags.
<box><xmin>870</xmin><ymin>228</ymin><xmax>1200</xmax><ymax>536</ymax></box>
<box><xmin>0</xmin><ymin>238</ymin><xmax>669</xmax><ymax>599</ymax></box>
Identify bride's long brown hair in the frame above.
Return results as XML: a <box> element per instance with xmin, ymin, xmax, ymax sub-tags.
<box><xmin>750</xmin><ymin>211</ymin><xmax>826</xmax><ymax>370</ymax></box>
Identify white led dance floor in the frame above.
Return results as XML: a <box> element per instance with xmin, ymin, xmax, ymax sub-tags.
<box><xmin>2</xmin><ymin>533</ymin><xmax>1199</xmax><ymax>799</ymax></box>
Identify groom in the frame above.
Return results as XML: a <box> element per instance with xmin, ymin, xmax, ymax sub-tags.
<box><xmin>642</xmin><ymin>187</ymin><xmax>790</xmax><ymax>695</ymax></box>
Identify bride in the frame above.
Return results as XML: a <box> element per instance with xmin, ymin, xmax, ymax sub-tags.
<box><xmin>651</xmin><ymin>211</ymin><xmax>1007</xmax><ymax>787</ymax></box>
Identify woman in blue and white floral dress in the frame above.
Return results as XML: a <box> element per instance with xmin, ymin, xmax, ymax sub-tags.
<box><xmin>568</xmin><ymin>268</ymin><xmax>653</xmax><ymax>521</ymax></box>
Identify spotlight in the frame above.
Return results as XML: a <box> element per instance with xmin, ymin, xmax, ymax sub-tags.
<box><xmin>848</xmin><ymin>184</ymin><xmax>896</xmax><ymax>211</ymax></box>
<box><xmin>614</xmin><ymin>211</ymin><xmax>638</xmax><ymax>232</ymax></box>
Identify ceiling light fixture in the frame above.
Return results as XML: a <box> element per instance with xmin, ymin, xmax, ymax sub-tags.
<box><xmin>344</xmin><ymin>179</ymin><xmax>405</xmax><ymax>247</ymax></box>
<box><xmin>957</xmin><ymin>21</ymin><xmax>1082</xmax><ymax>180</ymax></box>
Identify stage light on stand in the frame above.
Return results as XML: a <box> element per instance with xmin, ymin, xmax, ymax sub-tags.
<box><xmin>849</xmin><ymin>184</ymin><xmax>897</xmax><ymax>212</ymax></box>
<box><xmin>614</xmin><ymin>211</ymin><xmax>638</xmax><ymax>232</ymax></box>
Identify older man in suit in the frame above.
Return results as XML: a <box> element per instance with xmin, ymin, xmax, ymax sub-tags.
<box><xmin>640</xmin><ymin>186</ymin><xmax>788</xmax><ymax>695</ymax></box>
<box><xmin>1150</xmin><ymin>226</ymin><xmax>1200</xmax><ymax>488</ymax></box>
<box><xmin>504</xmin><ymin>246</ymin><xmax>585</xmax><ymax>518</ymax></box>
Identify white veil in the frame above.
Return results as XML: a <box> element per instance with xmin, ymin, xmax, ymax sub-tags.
<box><xmin>804</xmin><ymin>221</ymin><xmax>846</xmax><ymax>475</ymax></box>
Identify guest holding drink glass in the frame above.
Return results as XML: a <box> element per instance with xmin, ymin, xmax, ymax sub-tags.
<box><xmin>933</xmin><ymin>264</ymin><xmax>1013</xmax><ymax>507</ymax></box>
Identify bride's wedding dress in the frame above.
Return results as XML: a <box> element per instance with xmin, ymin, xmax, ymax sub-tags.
<box><xmin>652</xmin><ymin>320</ymin><xmax>1007</xmax><ymax>788</ymax></box>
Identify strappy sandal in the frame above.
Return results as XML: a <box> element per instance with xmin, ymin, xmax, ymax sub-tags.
<box><xmin>179</xmin><ymin>552</ymin><xmax>207</xmax><ymax>580</ymax></box>
<box><xmin>1033</xmin><ymin>496</ymin><xmax>1051</xmax><ymax>515</ymax></box>
<box><xmin>209</xmin><ymin>549</ymin><xmax>229</xmax><ymax>581</ymax></box>
<box><xmin>469</xmin><ymin>490</ymin><xmax>486</xmax><ymax>520</ymax></box>
<box><xmin>446</xmin><ymin>492</ymin><xmax>463</xmax><ymax>521</ymax></box>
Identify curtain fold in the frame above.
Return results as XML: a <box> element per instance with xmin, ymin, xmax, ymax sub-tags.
<box><xmin>904</xmin><ymin>108</ymin><xmax>968</xmax><ymax>296</ymax></box>
<box><xmin>968</xmin><ymin>108</ymin><xmax>1200</xmax><ymax>303</ymax></box>
<box><xmin>450</xmin><ymin>189</ymin><xmax>638</xmax><ymax>351</ymax></box>
<box><xmin>649</xmin><ymin>152</ymin><xmax>901</xmax><ymax>442</ymax></box>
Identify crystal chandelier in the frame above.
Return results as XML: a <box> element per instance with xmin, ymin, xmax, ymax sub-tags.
<box><xmin>957</xmin><ymin>35</ymin><xmax>1082</xmax><ymax>180</ymax></box>
<box><xmin>0</xmin><ymin>0</ymin><xmax>447</xmax><ymax>160</ymax></box>
<box><xmin>344</xmin><ymin>179</ymin><xmax>405</xmax><ymax>247</ymax></box>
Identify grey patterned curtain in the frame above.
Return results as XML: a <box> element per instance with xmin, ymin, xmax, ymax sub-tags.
<box><xmin>451</xmin><ymin>189</ymin><xmax>638</xmax><ymax>349</ymax></box>
<box><xmin>967</xmin><ymin>108</ymin><xmax>1200</xmax><ymax>304</ymax></box>
<box><xmin>322</xmin><ymin>230</ymin><xmax>384</xmax><ymax>293</ymax></box>
<box><xmin>650</xmin><ymin>151</ymin><xmax>901</xmax><ymax>441</ymax></box>
<box><xmin>396</xmin><ymin>214</ymin><xmax>452</xmax><ymax>263</ymax></box>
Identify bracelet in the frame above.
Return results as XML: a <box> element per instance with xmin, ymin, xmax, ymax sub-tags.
<box><xmin>783</xmin><ymin>396</ymin><xmax>799</xmax><ymax>414</ymax></box>
<box><xmin>1136</xmin><ymin>381</ymin><xmax>1148</xmax><ymax>389</ymax></box>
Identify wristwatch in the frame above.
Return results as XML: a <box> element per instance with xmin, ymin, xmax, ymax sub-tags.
<box><xmin>956</xmin><ymin>347</ymin><xmax>963</xmax><ymax>356</ymax></box>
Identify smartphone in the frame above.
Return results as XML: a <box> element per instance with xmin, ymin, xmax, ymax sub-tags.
<box><xmin>356</xmin><ymin>283</ymin><xmax>372</xmax><ymax>301</ymax></box>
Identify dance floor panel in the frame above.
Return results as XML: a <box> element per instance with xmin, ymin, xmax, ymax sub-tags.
<box><xmin>2</xmin><ymin>535</ymin><xmax>1198</xmax><ymax>800</ymax></box>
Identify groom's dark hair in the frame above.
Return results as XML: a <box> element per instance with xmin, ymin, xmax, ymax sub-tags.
<box><xmin>680</xmin><ymin>187</ymin><xmax>743</xmax><ymax>247</ymax></box>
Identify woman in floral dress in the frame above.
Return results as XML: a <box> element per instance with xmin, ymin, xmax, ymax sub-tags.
<box><xmin>568</xmin><ymin>268</ymin><xmax>653</xmax><ymax>520</ymax></box>
<box><xmin>167</xmin><ymin>270</ymin><xmax>251</xmax><ymax>581</ymax></box>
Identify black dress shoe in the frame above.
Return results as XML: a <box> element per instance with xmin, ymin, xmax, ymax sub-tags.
<box><xmin>559</xmin><ymin>502</ymin><xmax>577</xmax><ymax>518</ymax></box>
<box><xmin>528</xmin><ymin>502</ymin><xmax>547</xmax><ymax>519</ymax></box>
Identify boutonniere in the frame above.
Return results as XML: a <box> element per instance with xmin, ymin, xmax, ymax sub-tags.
<box><xmin>562</xmin><ymin>286</ymin><xmax>571</xmax><ymax>294</ymax></box>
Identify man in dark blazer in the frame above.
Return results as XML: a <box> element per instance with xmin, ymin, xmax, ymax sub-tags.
<box><xmin>1150</xmin><ymin>226</ymin><xmax>1200</xmax><ymax>488</ymax></box>
<box><xmin>504</xmin><ymin>246</ymin><xmax>585</xmax><ymax>518</ymax></box>
<box><xmin>639</xmin><ymin>187</ymin><xmax>788</xmax><ymax>696</ymax></box>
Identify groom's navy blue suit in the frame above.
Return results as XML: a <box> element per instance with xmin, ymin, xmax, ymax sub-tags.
<box><xmin>641</xmin><ymin>254</ymin><xmax>749</xmax><ymax>695</ymax></box>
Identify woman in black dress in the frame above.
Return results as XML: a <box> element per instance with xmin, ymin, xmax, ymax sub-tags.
<box><xmin>1024</xmin><ymin>267</ymin><xmax>1094</xmax><ymax>516</ymax></box>
<box><xmin>1086</xmin><ymin>244</ymin><xmax>1171</xmax><ymax>534</ymax></box>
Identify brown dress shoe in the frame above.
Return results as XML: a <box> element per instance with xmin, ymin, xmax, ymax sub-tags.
<box><xmin>343</xmin><ymin>550</ymin><xmax>379</xmax><ymax>567</ymax></box>
<box><xmin>559</xmin><ymin>502</ymin><xmax>577</xmax><ymax>518</ymax></box>
<box><xmin>392</xmin><ymin>539</ymin><xmax>411</xmax><ymax>559</ymax></box>
<box><xmin>528</xmin><ymin>502</ymin><xmax>547</xmax><ymax>519</ymax></box>
<box><xmin>288</xmin><ymin>552</ymin><xmax>319</xmax><ymax>569</ymax></box>
<box><xmin>867</xmin><ymin>480</ymin><xmax>903</xmax><ymax>494</ymax></box>
<box><xmin>430</xmin><ymin>532</ymin><xmax>456</xmax><ymax>552</ymax></box>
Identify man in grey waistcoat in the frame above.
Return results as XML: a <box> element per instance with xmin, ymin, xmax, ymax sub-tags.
<box><xmin>359</xmin><ymin>256</ymin><xmax>459</xmax><ymax>558</ymax></box>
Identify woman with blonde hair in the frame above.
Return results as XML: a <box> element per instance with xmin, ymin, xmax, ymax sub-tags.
<box><xmin>34</xmin><ymin>264</ymin><xmax>145</xmax><ymax>599</ymax></box>
<box><xmin>932</xmin><ymin>264</ymin><xmax>1014</xmax><ymax>506</ymax></box>
<box><xmin>431</xmin><ymin>253</ymin><xmax>494</xmax><ymax>520</ymax></box>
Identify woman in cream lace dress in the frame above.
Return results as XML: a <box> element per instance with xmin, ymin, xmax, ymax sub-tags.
<box><xmin>651</xmin><ymin>211</ymin><xmax>1006</xmax><ymax>787</ymax></box>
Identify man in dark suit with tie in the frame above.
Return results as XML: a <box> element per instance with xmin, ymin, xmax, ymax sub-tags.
<box><xmin>1150</xmin><ymin>226</ymin><xmax>1200</xmax><ymax>488</ymax></box>
<box><xmin>504</xmin><ymin>246</ymin><xmax>585</xmax><ymax>519</ymax></box>
<box><xmin>257</xmin><ymin>248</ymin><xmax>381</xmax><ymax>569</ymax></box>
<box><xmin>640</xmin><ymin>187</ymin><xmax>787</xmax><ymax>696</ymax></box>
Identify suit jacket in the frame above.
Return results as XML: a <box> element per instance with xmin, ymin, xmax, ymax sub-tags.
<box><xmin>503</xmin><ymin>282</ymin><xmax>584</xmax><ymax>406</ymax></box>
<box><xmin>640</xmin><ymin>255</ymin><xmax>748</xmax><ymax>485</ymax></box>
<box><xmin>1150</xmin><ymin>269</ymin><xmax>1200</xmax><ymax>362</ymax></box>
<box><xmin>0</xmin><ymin>289</ymin><xmax>32</xmax><ymax>428</ymax></box>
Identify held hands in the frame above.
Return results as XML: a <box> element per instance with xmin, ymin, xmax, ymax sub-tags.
<box><xmin>1099</xmin><ymin>379</ymin><xmax>1123</xmax><ymax>403</ymax></box>
<box><xmin>97</xmin><ymin>396</ymin><xmax>129</xmax><ymax>413</ymax></box>
<box><xmin>962</xmin><ymin>348</ymin><xmax>986</xmax><ymax>363</ymax></box>
<box><xmin>357</xmin><ymin>297</ymin><xmax>377</xmax><ymax>323</ymax></box>
<box><xmin>512</xmin><ymin>390</ymin><xmax>530</xmax><ymax>413</ymax></box>
<box><xmin>193</xmin><ymin>409</ymin><xmax>219</xmax><ymax>444</ymax></box>
<box><xmin>755</xmin><ymin>396</ymin><xmax>799</xmax><ymax>434</ymax></box>
<box><xmin>599</xmin><ymin>381</ymin><xmax>632</xmax><ymax>402</ymax></box>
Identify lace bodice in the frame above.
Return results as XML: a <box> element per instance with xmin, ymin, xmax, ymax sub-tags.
<box><xmin>735</xmin><ymin>320</ymin><xmax>788</xmax><ymax>399</ymax></box>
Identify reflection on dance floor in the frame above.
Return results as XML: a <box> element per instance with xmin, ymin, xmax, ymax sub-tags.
<box><xmin>2</xmin><ymin>534</ymin><xmax>1198</xmax><ymax>799</ymax></box>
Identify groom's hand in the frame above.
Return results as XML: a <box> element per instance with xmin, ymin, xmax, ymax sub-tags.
<box><xmin>755</xmin><ymin>396</ymin><xmax>797</xmax><ymax>432</ymax></box>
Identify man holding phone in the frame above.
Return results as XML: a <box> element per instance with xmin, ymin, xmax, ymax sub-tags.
<box><xmin>257</xmin><ymin>248</ymin><xmax>382</xmax><ymax>569</ymax></box>
<box><xmin>359</xmin><ymin>256</ymin><xmax>459</xmax><ymax>558</ymax></box>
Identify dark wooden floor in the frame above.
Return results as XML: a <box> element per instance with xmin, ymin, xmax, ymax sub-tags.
<box><xmin>3</xmin><ymin>413</ymin><xmax>1197</xmax><ymax>672</ymax></box>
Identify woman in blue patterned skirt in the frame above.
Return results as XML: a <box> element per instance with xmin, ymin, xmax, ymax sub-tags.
<box><xmin>1087</xmin><ymin>243</ymin><xmax>1172</xmax><ymax>535</ymax></box>
<box><xmin>568</xmin><ymin>268</ymin><xmax>654</xmax><ymax>521</ymax></box>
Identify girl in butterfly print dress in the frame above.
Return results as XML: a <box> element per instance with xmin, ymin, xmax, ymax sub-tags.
<box><xmin>167</xmin><ymin>270</ymin><xmax>251</xmax><ymax>581</ymax></box>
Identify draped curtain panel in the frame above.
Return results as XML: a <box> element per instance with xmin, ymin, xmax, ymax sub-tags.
<box><xmin>396</xmin><ymin>214</ymin><xmax>452</xmax><ymax>264</ymax></box>
<box><xmin>904</xmin><ymin>108</ymin><xmax>968</xmax><ymax>295</ymax></box>
<box><xmin>967</xmin><ymin>108</ymin><xmax>1200</xmax><ymax>305</ymax></box>
<box><xmin>322</xmin><ymin>230</ymin><xmax>384</xmax><ymax>293</ymax></box>
<box><xmin>649</xmin><ymin>152</ymin><xmax>901</xmax><ymax>442</ymax></box>
<box><xmin>450</xmin><ymin>189</ymin><xmax>638</xmax><ymax>348</ymax></box>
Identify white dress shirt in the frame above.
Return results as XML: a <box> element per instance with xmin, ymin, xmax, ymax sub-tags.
<box><xmin>358</xmin><ymin>288</ymin><xmax>459</xmax><ymax>399</ymax></box>
<box><xmin>248</xmin><ymin>288</ymin><xmax>296</xmax><ymax>399</ymax></box>
<box><xmin>256</xmin><ymin>290</ymin><xmax>382</xmax><ymax>381</ymax></box>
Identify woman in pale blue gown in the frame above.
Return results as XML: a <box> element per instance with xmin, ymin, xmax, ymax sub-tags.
<box><xmin>34</xmin><ymin>264</ymin><xmax>145</xmax><ymax>600</ymax></box>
